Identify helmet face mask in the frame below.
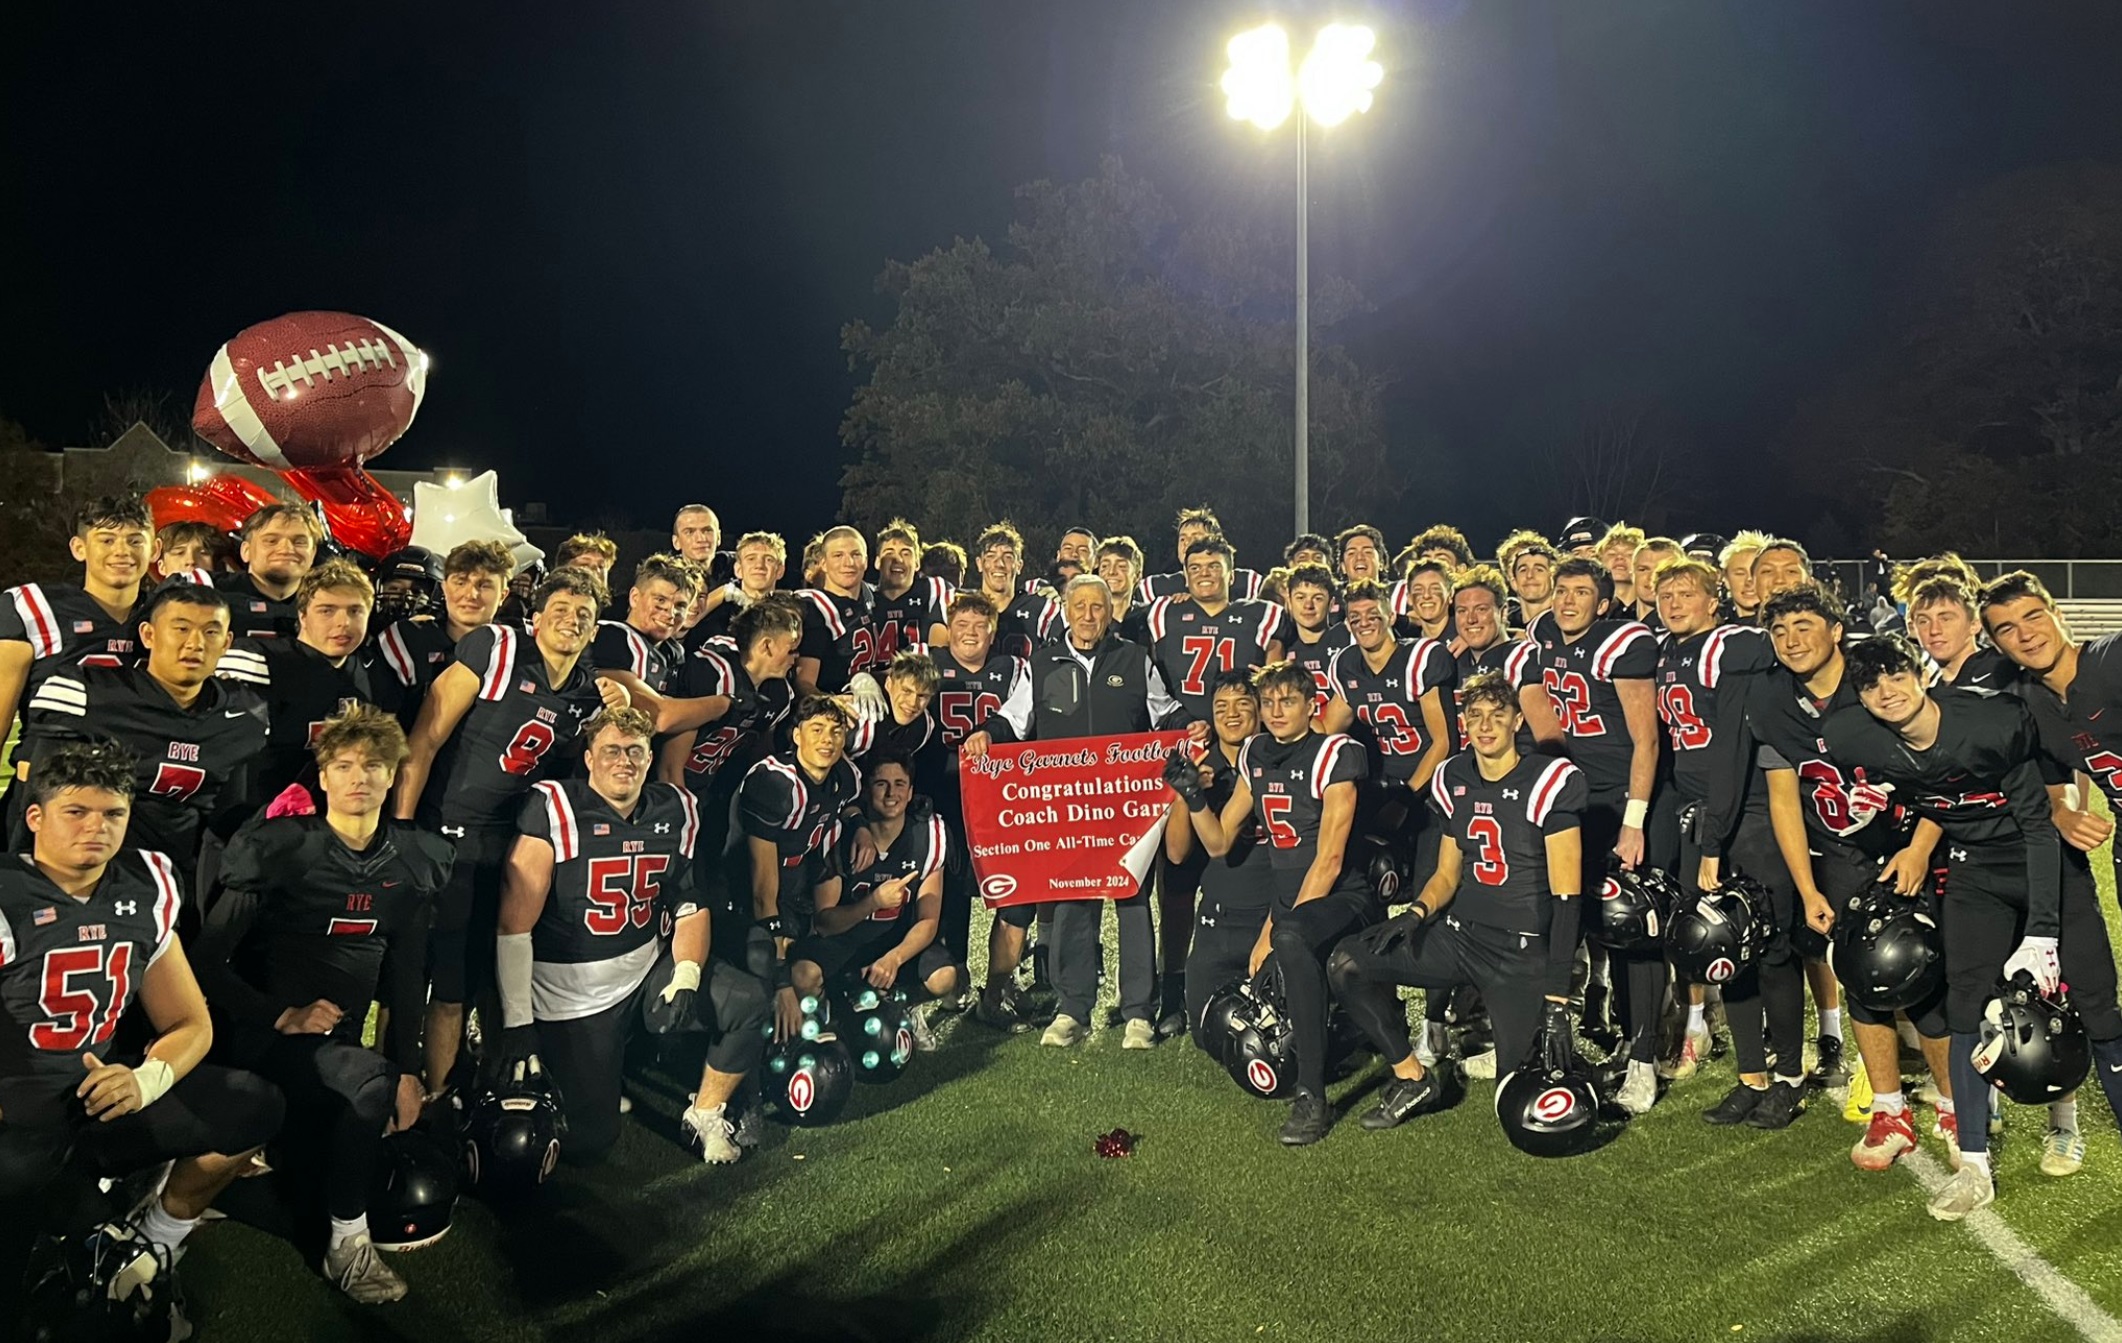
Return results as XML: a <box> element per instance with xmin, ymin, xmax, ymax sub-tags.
<box><xmin>1669</xmin><ymin>876</ymin><xmax>1772</xmax><ymax>985</ymax></box>
<box><xmin>1595</xmin><ymin>863</ymin><xmax>1681</xmax><ymax>953</ymax></box>
<box><xmin>1973</xmin><ymin>976</ymin><xmax>2091</xmax><ymax>1104</ymax></box>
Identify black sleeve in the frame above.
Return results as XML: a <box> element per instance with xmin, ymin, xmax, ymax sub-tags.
<box><xmin>1697</xmin><ymin>672</ymin><xmax>1764</xmax><ymax>858</ymax></box>
<box><xmin>380</xmin><ymin>902</ymin><xmax>433</xmax><ymax>1070</ymax></box>
<box><xmin>1543</xmin><ymin>893</ymin><xmax>1582</xmax><ymax>999</ymax></box>
<box><xmin>2003</xmin><ymin>745</ymin><xmax>2062</xmax><ymax>938</ymax></box>
<box><xmin>191</xmin><ymin>884</ymin><xmax>281</xmax><ymax>1030</ymax></box>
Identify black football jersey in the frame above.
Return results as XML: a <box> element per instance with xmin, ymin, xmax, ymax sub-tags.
<box><xmin>214</xmin><ymin>638</ymin><xmax>382</xmax><ymax>800</ymax></box>
<box><xmin>368</xmin><ymin>617</ymin><xmax>460</xmax><ymax>729</ymax></box>
<box><xmin>739</xmin><ymin>754</ymin><xmax>862</xmax><ymax>869</ymax></box>
<box><xmin>1288</xmin><ymin>624</ymin><xmax>1354</xmax><ymax>717</ymax></box>
<box><xmin>1198</xmin><ymin>747</ymin><xmax>1276</xmax><ymax>914</ymax></box>
<box><xmin>23</xmin><ymin>667</ymin><xmax>268</xmax><ymax>861</ymax></box>
<box><xmin>828</xmin><ymin>803</ymin><xmax>948</xmax><ymax>930</ymax></box>
<box><xmin>1145</xmin><ymin>596</ymin><xmax>1291</xmax><ymax>719</ymax></box>
<box><xmin>873</xmin><ymin>576</ymin><xmax>955</xmax><ymax>661</ymax></box>
<box><xmin>215</xmin><ymin>572</ymin><xmax>297</xmax><ymax>641</ymax></box>
<box><xmin>1428</xmin><ymin>751</ymin><xmax>1587</xmax><ymax>934</ymax></box>
<box><xmin>848</xmin><ymin>709</ymin><xmax>939</xmax><ymax>774</ymax></box>
<box><xmin>992</xmin><ymin>589</ymin><xmax>1061</xmax><ymax>663</ymax></box>
<box><xmin>200</xmin><ymin>815</ymin><xmax>452</xmax><ymax>1048</ymax></box>
<box><xmin>1136</xmin><ymin>568</ymin><xmax>1266</xmax><ymax>605</ymax></box>
<box><xmin>1743</xmin><ymin>665</ymin><xmax>1900</xmax><ymax>858</ymax></box>
<box><xmin>2017</xmin><ymin>635</ymin><xmax>2122</xmax><ymax>809</ymax></box>
<box><xmin>1452</xmin><ymin>639</ymin><xmax>1542</xmax><ymax>755</ymax></box>
<box><xmin>519</xmin><ymin>779</ymin><xmax>698</xmax><ymax>1019</ymax></box>
<box><xmin>0</xmin><ymin>582</ymin><xmax>142</xmax><ymax>706</ymax></box>
<box><xmin>796</xmin><ymin>585</ymin><xmax>882</xmax><ymax>692</ymax></box>
<box><xmin>1821</xmin><ymin>687</ymin><xmax>2060</xmax><ymax>933</ymax></box>
<box><xmin>934</xmin><ymin>652</ymin><xmax>1029</xmax><ymax>749</ymax></box>
<box><xmin>671</xmin><ymin>640</ymin><xmax>793</xmax><ymax>796</ymax></box>
<box><xmin>1237</xmin><ymin>730</ymin><xmax>1367</xmax><ymax>877</ymax></box>
<box><xmin>1324</xmin><ymin>637</ymin><xmax>1455</xmax><ymax>785</ymax></box>
<box><xmin>1939</xmin><ymin>646</ymin><xmax>2016</xmax><ymax>692</ymax></box>
<box><xmin>1527</xmin><ymin>614</ymin><xmax>1659</xmax><ymax>798</ymax></box>
<box><xmin>590</xmin><ymin>620</ymin><xmax>682</xmax><ymax>697</ymax></box>
<box><xmin>420</xmin><ymin>624</ymin><xmax>603</xmax><ymax>831</ymax></box>
<box><xmin>1657</xmin><ymin>625</ymin><xmax>1773</xmax><ymax>844</ymax></box>
<box><xmin>0</xmin><ymin>850</ymin><xmax>182</xmax><ymax>1085</ymax></box>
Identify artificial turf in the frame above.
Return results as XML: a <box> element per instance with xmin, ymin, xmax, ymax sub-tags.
<box><xmin>153</xmin><ymin>860</ymin><xmax>2122</xmax><ymax>1342</ymax></box>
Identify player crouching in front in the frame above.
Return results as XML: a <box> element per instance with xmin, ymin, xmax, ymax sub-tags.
<box><xmin>1166</xmin><ymin>660</ymin><xmax>1374</xmax><ymax>1146</ymax></box>
<box><xmin>193</xmin><ymin>706</ymin><xmax>455</xmax><ymax>1303</ymax></box>
<box><xmin>0</xmin><ymin>743</ymin><xmax>284</xmax><ymax>1335</ymax></box>
<box><xmin>786</xmin><ymin>754</ymin><xmax>961</xmax><ymax>1048</ymax></box>
<box><xmin>493</xmin><ymin>707</ymin><xmax>771</xmax><ymax>1166</ymax></box>
<box><xmin>1326</xmin><ymin>673</ymin><xmax>1586</xmax><ymax>1135</ymax></box>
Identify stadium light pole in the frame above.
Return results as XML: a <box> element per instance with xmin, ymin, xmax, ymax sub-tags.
<box><xmin>1222</xmin><ymin>22</ymin><xmax>1383</xmax><ymax>538</ymax></box>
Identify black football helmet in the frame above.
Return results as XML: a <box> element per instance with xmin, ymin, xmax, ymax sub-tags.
<box><xmin>840</xmin><ymin>985</ymin><xmax>916</xmax><ymax>1083</ymax></box>
<box><xmin>1225</xmin><ymin>965</ymin><xmax>1299</xmax><ymax>1100</ymax></box>
<box><xmin>1974</xmin><ymin>974</ymin><xmax>2092</xmax><ymax>1104</ymax></box>
<box><xmin>1356</xmin><ymin>833</ymin><xmax>1412</xmax><ymax>903</ymax></box>
<box><xmin>764</xmin><ymin>1034</ymin><xmax>855</xmax><ymax>1126</ymax></box>
<box><xmin>1196</xmin><ymin>980</ymin><xmax>1253</xmax><ymax>1065</ymax></box>
<box><xmin>1495</xmin><ymin>1014</ymin><xmax>1601</xmax><ymax>1158</ymax></box>
<box><xmin>1830</xmin><ymin>884</ymin><xmax>1945</xmax><ymax>1013</ymax></box>
<box><xmin>1667</xmin><ymin>875</ymin><xmax>1771</xmax><ymax>986</ymax></box>
<box><xmin>462</xmin><ymin>1061</ymin><xmax>563</xmax><ymax>1197</ymax></box>
<box><xmin>1593</xmin><ymin>862</ymin><xmax>1680</xmax><ymax>953</ymax></box>
<box><xmin>19</xmin><ymin>1220</ymin><xmax>183</xmax><ymax>1343</ymax></box>
<box><xmin>373</xmin><ymin>545</ymin><xmax>443</xmax><ymax>623</ymax></box>
<box><xmin>1679</xmin><ymin>532</ymin><xmax>1728</xmax><ymax>562</ymax></box>
<box><xmin>369</xmin><ymin>1129</ymin><xmax>459</xmax><ymax>1251</ymax></box>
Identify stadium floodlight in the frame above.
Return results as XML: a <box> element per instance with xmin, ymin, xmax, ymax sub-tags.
<box><xmin>1221</xmin><ymin>21</ymin><xmax>1384</xmax><ymax>535</ymax></box>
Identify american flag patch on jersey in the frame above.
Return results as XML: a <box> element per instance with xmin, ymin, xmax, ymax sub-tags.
<box><xmin>33</xmin><ymin>908</ymin><xmax>56</xmax><ymax>925</ymax></box>
<box><xmin>593</xmin><ymin>823</ymin><xmax>610</xmax><ymax>836</ymax></box>
<box><xmin>520</xmin><ymin>680</ymin><xmax>537</xmax><ymax>694</ymax></box>
<box><xmin>71</xmin><ymin>620</ymin><xmax>94</xmax><ymax>633</ymax></box>
<box><xmin>250</xmin><ymin>601</ymin><xmax>268</xmax><ymax>612</ymax></box>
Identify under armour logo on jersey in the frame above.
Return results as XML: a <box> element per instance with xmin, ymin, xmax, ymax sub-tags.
<box><xmin>1950</xmin><ymin>847</ymin><xmax>1969</xmax><ymax>861</ymax></box>
<box><xmin>114</xmin><ymin>900</ymin><xmax>137</xmax><ymax>916</ymax></box>
<box><xmin>441</xmin><ymin>826</ymin><xmax>465</xmax><ymax>838</ymax></box>
<box><xmin>653</xmin><ymin>822</ymin><xmax>671</xmax><ymax>834</ymax></box>
<box><xmin>1502</xmin><ymin>789</ymin><xmax>1519</xmax><ymax>800</ymax></box>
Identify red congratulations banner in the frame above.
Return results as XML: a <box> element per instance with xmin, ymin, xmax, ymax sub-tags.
<box><xmin>961</xmin><ymin>731</ymin><xmax>1189</xmax><ymax>907</ymax></box>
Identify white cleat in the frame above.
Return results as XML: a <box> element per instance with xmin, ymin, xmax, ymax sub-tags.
<box><xmin>683</xmin><ymin>1103</ymin><xmax>742</xmax><ymax>1165</ymax></box>
<box><xmin>1615</xmin><ymin>1060</ymin><xmax>1659</xmax><ymax>1116</ymax></box>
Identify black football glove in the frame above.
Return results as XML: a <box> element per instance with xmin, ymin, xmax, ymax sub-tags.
<box><xmin>1162</xmin><ymin>748</ymin><xmax>1209</xmax><ymax>812</ymax></box>
<box><xmin>493</xmin><ymin>1024</ymin><xmax>542</xmax><ymax>1084</ymax></box>
<box><xmin>1540</xmin><ymin>1001</ymin><xmax>1577</xmax><ymax>1072</ymax></box>
<box><xmin>1354</xmin><ymin>904</ymin><xmax>1435</xmax><ymax>957</ymax></box>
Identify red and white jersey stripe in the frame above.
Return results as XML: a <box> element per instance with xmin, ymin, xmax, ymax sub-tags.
<box><xmin>535</xmin><ymin>779</ymin><xmax>582</xmax><ymax>862</ymax></box>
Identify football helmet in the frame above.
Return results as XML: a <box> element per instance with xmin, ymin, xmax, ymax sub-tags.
<box><xmin>1592</xmin><ymin>862</ymin><xmax>1680</xmax><ymax>953</ymax></box>
<box><xmin>1196</xmin><ymin>980</ymin><xmax>1253</xmax><ymax>1066</ymax></box>
<box><xmin>1495</xmin><ymin>1012</ymin><xmax>1602</xmax><ymax>1157</ymax></box>
<box><xmin>840</xmin><ymin>985</ymin><xmax>916</xmax><ymax>1084</ymax></box>
<box><xmin>1679</xmin><ymin>532</ymin><xmax>1727</xmax><ymax>562</ymax></box>
<box><xmin>1830</xmin><ymin>884</ymin><xmax>1945</xmax><ymax>1013</ymax></box>
<box><xmin>373</xmin><ymin>545</ymin><xmax>442</xmax><ymax>622</ymax></box>
<box><xmin>1225</xmin><ymin>965</ymin><xmax>1299</xmax><ymax>1101</ymax></box>
<box><xmin>1357</xmin><ymin>833</ymin><xmax>1412</xmax><ymax>903</ymax></box>
<box><xmin>19</xmin><ymin>1220</ymin><xmax>182</xmax><ymax>1343</ymax></box>
<box><xmin>462</xmin><ymin>1061</ymin><xmax>563</xmax><ymax>1197</ymax></box>
<box><xmin>369</xmin><ymin>1129</ymin><xmax>460</xmax><ymax>1251</ymax></box>
<box><xmin>1667</xmin><ymin>875</ymin><xmax>1771</xmax><ymax>985</ymax></box>
<box><xmin>764</xmin><ymin>1034</ymin><xmax>855</xmax><ymax>1126</ymax></box>
<box><xmin>1973</xmin><ymin>973</ymin><xmax>2092</xmax><ymax>1104</ymax></box>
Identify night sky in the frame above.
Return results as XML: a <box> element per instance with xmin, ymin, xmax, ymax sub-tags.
<box><xmin>5</xmin><ymin>1</ymin><xmax>2120</xmax><ymax>548</ymax></box>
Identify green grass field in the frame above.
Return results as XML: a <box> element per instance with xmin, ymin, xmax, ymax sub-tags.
<box><xmin>175</xmin><ymin>860</ymin><xmax>2122</xmax><ymax>1343</ymax></box>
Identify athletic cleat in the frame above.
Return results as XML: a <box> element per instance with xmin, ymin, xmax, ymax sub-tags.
<box><xmin>1808</xmin><ymin>1035</ymin><xmax>1848</xmax><ymax>1088</ymax></box>
<box><xmin>2040</xmin><ymin>1126</ymin><xmax>2086</xmax><ymax>1177</ymax></box>
<box><xmin>1852</xmin><ymin>1109</ymin><xmax>1917</xmax><ymax>1170</ymax></box>
<box><xmin>974</xmin><ymin>983</ymin><xmax>1031</xmax><ymax>1032</ymax></box>
<box><xmin>731</xmin><ymin>1104</ymin><xmax>766</xmax><ymax>1149</ymax></box>
<box><xmin>322</xmin><ymin>1233</ymin><xmax>409</xmax><ymax>1305</ymax></box>
<box><xmin>682</xmin><ymin>1104</ymin><xmax>742</xmax><ymax>1165</ymax></box>
<box><xmin>1154</xmin><ymin>1009</ymin><xmax>1188</xmax><ymax>1041</ymax></box>
<box><xmin>1935</xmin><ymin>1112</ymin><xmax>1962</xmax><ymax>1172</ymax></box>
<box><xmin>1744</xmin><ymin>1081</ymin><xmax>1807</xmax><ymax>1130</ymax></box>
<box><xmin>1360</xmin><ymin>1072</ymin><xmax>1446</xmax><ymax>1131</ymax></box>
<box><xmin>1121</xmin><ymin>1018</ymin><xmax>1157</xmax><ymax>1050</ymax></box>
<box><xmin>1614</xmin><ymin>1061</ymin><xmax>1659</xmax><ymax>1116</ymax></box>
<box><xmin>1702</xmin><ymin>1083</ymin><xmax>1768</xmax><ymax>1126</ymax></box>
<box><xmin>1461</xmin><ymin>1046</ymin><xmax>1497</xmax><ymax>1080</ymax></box>
<box><xmin>1040</xmin><ymin>1014</ymin><xmax>1084</xmax><ymax>1048</ymax></box>
<box><xmin>1279</xmin><ymin>1090</ymin><xmax>1335</xmax><ymax>1146</ymax></box>
<box><xmin>909</xmin><ymin>1003</ymin><xmax>944</xmax><ymax>1053</ymax></box>
<box><xmin>1660</xmin><ymin>1027</ymin><xmax>1713</xmax><ymax>1081</ymax></box>
<box><xmin>1926</xmin><ymin>1164</ymin><xmax>1995</xmax><ymax>1222</ymax></box>
<box><xmin>1413</xmin><ymin>1019</ymin><xmax>1448</xmax><ymax>1068</ymax></box>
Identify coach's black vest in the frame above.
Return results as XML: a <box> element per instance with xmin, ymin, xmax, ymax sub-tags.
<box><xmin>1024</xmin><ymin>634</ymin><xmax>1154</xmax><ymax>740</ymax></box>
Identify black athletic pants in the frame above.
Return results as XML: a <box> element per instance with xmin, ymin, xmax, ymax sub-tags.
<box><xmin>1686</xmin><ymin>805</ymin><xmax>1806</xmax><ymax>1079</ymax></box>
<box><xmin>1811</xmin><ymin>839</ymin><xmax>1948</xmax><ymax>1036</ymax></box>
<box><xmin>1585</xmin><ymin>798</ymin><xmax>1667</xmax><ymax>1065</ymax></box>
<box><xmin>1329</xmin><ymin>913</ymin><xmax>1548</xmax><ymax>1073</ymax></box>
<box><xmin>214</xmin><ymin>1026</ymin><xmax>395</xmax><ymax>1220</ymax></box>
<box><xmin>429</xmin><ymin>826</ymin><xmax>512</xmax><ymax>1005</ymax></box>
<box><xmin>1267</xmin><ymin>883</ymin><xmax>1375</xmax><ymax>1095</ymax></box>
<box><xmin>1186</xmin><ymin>899</ymin><xmax>1268</xmax><ymax>1051</ymax></box>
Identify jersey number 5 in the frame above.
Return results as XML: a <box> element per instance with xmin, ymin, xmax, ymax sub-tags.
<box><xmin>584</xmin><ymin>855</ymin><xmax>669</xmax><ymax>935</ymax></box>
<box><xmin>1258</xmin><ymin>793</ymin><xmax>1301</xmax><ymax>849</ymax></box>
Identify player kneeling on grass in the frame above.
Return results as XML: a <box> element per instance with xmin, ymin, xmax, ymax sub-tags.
<box><xmin>193</xmin><ymin>706</ymin><xmax>454</xmax><ymax>1304</ymax></box>
<box><xmin>786</xmin><ymin>755</ymin><xmax>960</xmax><ymax>1047</ymax></box>
<box><xmin>1325</xmin><ymin>672</ymin><xmax>1587</xmax><ymax>1134</ymax></box>
<box><xmin>493</xmin><ymin>707</ymin><xmax>771</xmax><ymax>1166</ymax></box>
<box><xmin>1166</xmin><ymin>659</ymin><xmax>1374</xmax><ymax>1147</ymax></box>
<box><xmin>0</xmin><ymin>743</ymin><xmax>285</xmax><ymax>1333</ymax></box>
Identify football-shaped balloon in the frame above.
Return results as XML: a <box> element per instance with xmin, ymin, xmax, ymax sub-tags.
<box><xmin>192</xmin><ymin>311</ymin><xmax>428</xmax><ymax>469</ymax></box>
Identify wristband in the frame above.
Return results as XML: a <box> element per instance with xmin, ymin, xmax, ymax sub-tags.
<box><xmin>756</xmin><ymin>915</ymin><xmax>788</xmax><ymax>939</ymax></box>
<box><xmin>1623</xmin><ymin>799</ymin><xmax>1649</xmax><ymax>830</ymax></box>
<box><xmin>133</xmin><ymin>1058</ymin><xmax>175</xmax><ymax>1110</ymax></box>
<box><xmin>662</xmin><ymin>959</ymin><xmax>703</xmax><ymax>1002</ymax></box>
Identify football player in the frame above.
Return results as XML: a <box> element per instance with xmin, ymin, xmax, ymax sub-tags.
<box><xmin>371</xmin><ymin>547</ymin><xmax>442</xmax><ymax>628</ymax></box>
<box><xmin>671</xmin><ymin>503</ymin><xmax>735</xmax><ymax>591</ymax></box>
<box><xmin>18</xmin><ymin>584</ymin><xmax>268</xmax><ymax>866</ymax></box>
<box><xmin>1906</xmin><ymin>576</ymin><xmax>2013</xmax><ymax>689</ymax></box>
<box><xmin>1094</xmin><ymin>536</ymin><xmax>1151</xmax><ymax>645</ymax></box>
<box><xmin>1629</xmin><ymin>536</ymin><xmax>1681</xmax><ymax>628</ymax></box>
<box><xmin>795</xmin><ymin>525</ymin><xmax>882</xmax><ymax>698</ymax></box>
<box><xmin>937</xmin><ymin>522</ymin><xmax>1060</xmax><ymax>665</ymax></box>
<box><xmin>0</xmin><ymin>743</ymin><xmax>283</xmax><ymax>1322</ymax></box>
<box><xmin>589</xmin><ymin>553</ymin><xmax>697</xmax><ymax>715</ymax></box>
<box><xmin>691</xmin><ymin>531</ymin><xmax>788</xmax><ymax>649</ymax></box>
<box><xmin>154</xmin><ymin>520</ymin><xmax>223</xmax><ymax>579</ymax></box>
<box><xmin>1977</xmin><ymin>572</ymin><xmax>2122</xmax><ymax>1179</ymax></box>
<box><xmin>1282</xmin><ymin>564</ymin><xmax>1349</xmax><ymax>712</ymax></box>
<box><xmin>1163</xmin><ymin>672</ymin><xmax>1276</xmax><ymax>1051</ymax></box>
<box><xmin>496</xmin><ymin>706</ymin><xmax>769</xmax><ymax>1165</ymax></box>
<box><xmin>1525</xmin><ymin>557</ymin><xmax>1664</xmax><ymax>1112</ymax></box>
<box><xmin>1501</xmin><ymin>532</ymin><xmax>1559</xmax><ymax>627</ymax></box>
<box><xmin>193</xmin><ymin>707</ymin><xmax>453</xmax><ymax>1302</ymax></box>
<box><xmin>392</xmin><ymin>566</ymin><xmax>621</xmax><ymax>1096</ymax></box>
<box><xmin>1140</xmin><ymin>507</ymin><xmax>1265</xmax><ymax>604</ymax></box>
<box><xmin>1749</xmin><ymin>585</ymin><xmax>1947</xmax><ymax>1168</ymax></box>
<box><xmin>217</xmin><ymin>503</ymin><xmax>322</xmax><ymax>640</ymax></box>
<box><xmin>370</xmin><ymin>539</ymin><xmax>517</xmax><ymax>731</ymax></box>
<box><xmin>1326</xmin><ymin>671</ymin><xmax>1587</xmax><ymax>1132</ymax></box>
<box><xmin>736</xmin><ymin>696</ymin><xmax>864</xmax><ymax>1042</ymax></box>
<box><xmin>1652</xmin><ymin>558</ymin><xmax>1807</xmax><ymax>1124</ymax></box>
<box><xmin>787</xmin><ymin>754</ymin><xmax>960</xmax><ymax>1037</ymax></box>
<box><xmin>1559</xmin><ymin>516</ymin><xmax>1605</xmax><ymax>559</ymax></box>
<box><xmin>1719</xmin><ymin>531</ymin><xmax>1771</xmax><ymax>624</ymax></box>
<box><xmin>1335</xmin><ymin>525</ymin><xmax>1388</xmax><ymax>589</ymax></box>
<box><xmin>1597</xmin><ymin>523</ymin><xmax>1646</xmax><ymax>613</ymax></box>
<box><xmin>1409</xmin><ymin>524</ymin><xmax>1476</xmax><ymax>572</ymax></box>
<box><xmin>1283</xmin><ymin>533</ymin><xmax>1333</xmax><ymax>571</ymax></box>
<box><xmin>213</xmin><ymin>558</ymin><xmax>383</xmax><ymax>801</ymax></box>
<box><xmin>1393</xmin><ymin>561</ymin><xmax>1453</xmax><ymax>642</ymax></box>
<box><xmin>1826</xmin><ymin>634</ymin><xmax>2122</xmax><ymax>1219</ymax></box>
<box><xmin>872</xmin><ymin>519</ymin><xmax>953</xmax><ymax>659</ymax></box>
<box><xmin>1750</xmin><ymin>538</ymin><xmax>1813</xmax><ymax>607</ymax></box>
<box><xmin>1049</xmin><ymin>526</ymin><xmax>1099</xmax><ymax>590</ymax></box>
<box><xmin>848</xmin><ymin>650</ymin><xmax>940</xmax><ymax>777</ymax></box>
<box><xmin>1448</xmin><ymin>566</ymin><xmax>1555</xmax><ymax>750</ymax></box>
<box><xmin>1320</xmin><ymin>581</ymin><xmax>1453</xmax><ymax>857</ymax></box>
<box><xmin>919</xmin><ymin>541</ymin><xmax>967</xmax><ymax>589</ymax></box>
<box><xmin>1167</xmin><ymin>659</ymin><xmax>1374</xmax><ymax>1144</ymax></box>
<box><xmin>554</xmin><ymin>532</ymin><xmax>619</xmax><ymax>591</ymax></box>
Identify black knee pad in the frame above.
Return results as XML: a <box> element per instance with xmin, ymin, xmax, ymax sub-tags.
<box><xmin>1325</xmin><ymin>945</ymin><xmax>1365</xmax><ymax>996</ymax></box>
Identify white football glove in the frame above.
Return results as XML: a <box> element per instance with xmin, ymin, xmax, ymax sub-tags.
<box><xmin>2002</xmin><ymin>935</ymin><xmax>2061</xmax><ymax>994</ymax></box>
<box><xmin>846</xmin><ymin>672</ymin><xmax>888</xmax><ymax>724</ymax></box>
<box><xmin>721</xmin><ymin>581</ymin><xmax>753</xmax><ymax>612</ymax></box>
